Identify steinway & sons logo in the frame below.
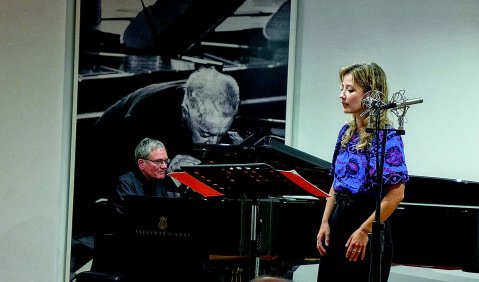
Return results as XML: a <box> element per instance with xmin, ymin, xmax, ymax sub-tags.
<box><xmin>158</xmin><ymin>216</ymin><xmax>168</xmax><ymax>230</ymax></box>
<box><xmin>134</xmin><ymin>216</ymin><xmax>192</xmax><ymax>238</ymax></box>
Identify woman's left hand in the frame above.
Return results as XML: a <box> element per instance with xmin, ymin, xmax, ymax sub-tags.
<box><xmin>345</xmin><ymin>229</ymin><xmax>369</xmax><ymax>262</ymax></box>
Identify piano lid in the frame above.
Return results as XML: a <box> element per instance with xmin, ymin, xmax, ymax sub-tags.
<box><xmin>79</xmin><ymin>0</ymin><xmax>291</xmax><ymax>77</ymax></box>
<box><xmin>402</xmin><ymin>175</ymin><xmax>479</xmax><ymax>208</ymax></box>
<box><xmin>191</xmin><ymin>139</ymin><xmax>479</xmax><ymax>208</ymax></box>
<box><xmin>121</xmin><ymin>0</ymin><xmax>247</xmax><ymax>57</ymax></box>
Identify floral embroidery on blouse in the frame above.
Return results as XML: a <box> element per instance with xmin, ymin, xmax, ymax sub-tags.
<box><xmin>330</xmin><ymin>124</ymin><xmax>409</xmax><ymax>195</ymax></box>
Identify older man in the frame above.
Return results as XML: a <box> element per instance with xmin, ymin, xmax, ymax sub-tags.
<box><xmin>112</xmin><ymin>138</ymin><xmax>179</xmax><ymax>215</ymax></box>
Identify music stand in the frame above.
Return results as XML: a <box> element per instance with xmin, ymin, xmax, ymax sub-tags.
<box><xmin>169</xmin><ymin>162</ymin><xmax>329</xmax><ymax>280</ymax></box>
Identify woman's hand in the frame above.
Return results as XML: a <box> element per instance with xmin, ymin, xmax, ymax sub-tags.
<box><xmin>345</xmin><ymin>229</ymin><xmax>369</xmax><ymax>262</ymax></box>
<box><xmin>316</xmin><ymin>223</ymin><xmax>330</xmax><ymax>256</ymax></box>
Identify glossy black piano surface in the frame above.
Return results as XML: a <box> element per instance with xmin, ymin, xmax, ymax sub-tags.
<box><xmin>390</xmin><ymin>175</ymin><xmax>479</xmax><ymax>271</ymax></box>
<box><xmin>189</xmin><ymin>139</ymin><xmax>333</xmax><ymax>192</ymax></box>
<box><xmin>191</xmin><ymin>141</ymin><xmax>479</xmax><ymax>271</ymax></box>
<box><xmin>187</xmin><ymin>140</ymin><xmax>332</xmax><ymax>259</ymax></box>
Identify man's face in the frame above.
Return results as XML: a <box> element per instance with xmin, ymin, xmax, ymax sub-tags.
<box><xmin>138</xmin><ymin>148</ymin><xmax>169</xmax><ymax>180</ymax></box>
<box><xmin>189</xmin><ymin>113</ymin><xmax>233</xmax><ymax>144</ymax></box>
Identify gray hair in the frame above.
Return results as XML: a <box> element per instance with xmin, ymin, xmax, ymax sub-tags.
<box><xmin>183</xmin><ymin>67</ymin><xmax>240</xmax><ymax>119</ymax></box>
<box><xmin>134</xmin><ymin>138</ymin><xmax>165</xmax><ymax>161</ymax></box>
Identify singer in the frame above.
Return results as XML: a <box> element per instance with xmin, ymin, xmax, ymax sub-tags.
<box><xmin>316</xmin><ymin>63</ymin><xmax>409</xmax><ymax>281</ymax></box>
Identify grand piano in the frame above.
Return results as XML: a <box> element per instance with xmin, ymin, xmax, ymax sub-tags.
<box><xmin>187</xmin><ymin>140</ymin><xmax>479</xmax><ymax>274</ymax></box>
<box><xmin>74</xmin><ymin>138</ymin><xmax>332</xmax><ymax>281</ymax></box>
<box><xmin>74</xmin><ymin>137</ymin><xmax>479</xmax><ymax>281</ymax></box>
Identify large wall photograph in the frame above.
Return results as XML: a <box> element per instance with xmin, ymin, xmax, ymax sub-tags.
<box><xmin>70</xmin><ymin>0</ymin><xmax>295</xmax><ymax>278</ymax></box>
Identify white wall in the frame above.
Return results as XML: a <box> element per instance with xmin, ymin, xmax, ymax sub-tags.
<box><xmin>292</xmin><ymin>0</ymin><xmax>479</xmax><ymax>182</ymax></box>
<box><xmin>0</xmin><ymin>0</ymin><xmax>74</xmax><ymax>281</ymax></box>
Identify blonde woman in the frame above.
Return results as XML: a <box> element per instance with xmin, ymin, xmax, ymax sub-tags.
<box><xmin>316</xmin><ymin>63</ymin><xmax>408</xmax><ymax>281</ymax></box>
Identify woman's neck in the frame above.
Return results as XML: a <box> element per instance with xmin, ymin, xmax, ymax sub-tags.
<box><xmin>354</xmin><ymin>114</ymin><xmax>366</xmax><ymax>131</ymax></box>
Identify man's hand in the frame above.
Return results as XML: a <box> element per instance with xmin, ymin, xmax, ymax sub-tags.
<box><xmin>167</xmin><ymin>154</ymin><xmax>201</xmax><ymax>173</ymax></box>
<box><xmin>167</xmin><ymin>154</ymin><xmax>202</xmax><ymax>187</ymax></box>
<box><xmin>227</xmin><ymin>131</ymin><xmax>244</xmax><ymax>145</ymax></box>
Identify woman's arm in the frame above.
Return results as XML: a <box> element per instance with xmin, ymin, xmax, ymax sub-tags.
<box><xmin>360</xmin><ymin>182</ymin><xmax>405</xmax><ymax>233</ymax></box>
<box><xmin>346</xmin><ymin>182</ymin><xmax>405</xmax><ymax>261</ymax></box>
<box><xmin>316</xmin><ymin>186</ymin><xmax>336</xmax><ymax>255</ymax></box>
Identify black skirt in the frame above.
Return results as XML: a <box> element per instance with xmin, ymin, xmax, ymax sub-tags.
<box><xmin>317</xmin><ymin>190</ymin><xmax>393</xmax><ymax>282</ymax></box>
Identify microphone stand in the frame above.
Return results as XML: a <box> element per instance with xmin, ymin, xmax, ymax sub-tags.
<box><xmin>366</xmin><ymin>109</ymin><xmax>404</xmax><ymax>282</ymax></box>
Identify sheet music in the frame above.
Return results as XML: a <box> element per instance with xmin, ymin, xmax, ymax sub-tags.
<box><xmin>168</xmin><ymin>171</ymin><xmax>224</xmax><ymax>197</ymax></box>
<box><xmin>278</xmin><ymin>170</ymin><xmax>330</xmax><ymax>198</ymax></box>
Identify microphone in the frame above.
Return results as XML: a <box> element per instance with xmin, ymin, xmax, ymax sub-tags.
<box><xmin>361</xmin><ymin>90</ymin><xmax>422</xmax><ymax>133</ymax></box>
<box><xmin>380</xmin><ymin>98</ymin><xmax>423</xmax><ymax>110</ymax></box>
<box><xmin>362</xmin><ymin>96</ymin><xmax>384</xmax><ymax>110</ymax></box>
<box><xmin>360</xmin><ymin>90</ymin><xmax>384</xmax><ymax>117</ymax></box>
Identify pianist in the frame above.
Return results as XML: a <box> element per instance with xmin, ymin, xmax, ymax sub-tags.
<box><xmin>112</xmin><ymin>137</ymin><xmax>181</xmax><ymax>216</ymax></box>
<box><xmin>85</xmin><ymin>137</ymin><xmax>209</xmax><ymax>281</ymax></box>
<box><xmin>316</xmin><ymin>63</ymin><xmax>408</xmax><ymax>282</ymax></box>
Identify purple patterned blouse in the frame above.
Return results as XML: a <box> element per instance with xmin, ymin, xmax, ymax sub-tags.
<box><xmin>331</xmin><ymin>124</ymin><xmax>409</xmax><ymax>195</ymax></box>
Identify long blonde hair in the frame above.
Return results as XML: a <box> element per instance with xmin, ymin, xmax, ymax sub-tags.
<box><xmin>339</xmin><ymin>62</ymin><xmax>391</xmax><ymax>150</ymax></box>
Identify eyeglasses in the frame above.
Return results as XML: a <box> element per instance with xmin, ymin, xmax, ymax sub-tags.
<box><xmin>144</xmin><ymin>158</ymin><xmax>170</xmax><ymax>166</ymax></box>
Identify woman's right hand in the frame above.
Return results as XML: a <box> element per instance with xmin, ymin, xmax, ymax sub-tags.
<box><xmin>316</xmin><ymin>223</ymin><xmax>330</xmax><ymax>256</ymax></box>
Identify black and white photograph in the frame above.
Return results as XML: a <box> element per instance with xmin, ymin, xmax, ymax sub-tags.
<box><xmin>70</xmin><ymin>0</ymin><xmax>298</xmax><ymax>280</ymax></box>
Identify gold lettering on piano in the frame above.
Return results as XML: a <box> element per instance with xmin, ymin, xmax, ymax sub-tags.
<box><xmin>134</xmin><ymin>229</ymin><xmax>192</xmax><ymax>238</ymax></box>
<box><xmin>131</xmin><ymin>216</ymin><xmax>192</xmax><ymax>238</ymax></box>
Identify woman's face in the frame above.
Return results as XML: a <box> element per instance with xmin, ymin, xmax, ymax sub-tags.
<box><xmin>339</xmin><ymin>73</ymin><xmax>365</xmax><ymax>117</ymax></box>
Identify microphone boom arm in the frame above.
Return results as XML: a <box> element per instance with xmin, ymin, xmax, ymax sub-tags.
<box><xmin>380</xmin><ymin>97</ymin><xmax>424</xmax><ymax>110</ymax></box>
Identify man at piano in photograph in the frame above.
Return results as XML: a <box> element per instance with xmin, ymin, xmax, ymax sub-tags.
<box><xmin>93</xmin><ymin>67</ymin><xmax>241</xmax><ymax>191</ymax></box>
<box><xmin>315</xmin><ymin>63</ymin><xmax>409</xmax><ymax>281</ymax></box>
<box><xmin>112</xmin><ymin>137</ymin><xmax>180</xmax><ymax>216</ymax></box>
